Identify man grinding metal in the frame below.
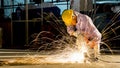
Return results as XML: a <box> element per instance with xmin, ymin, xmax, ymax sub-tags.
<box><xmin>62</xmin><ymin>9</ymin><xmax>102</xmax><ymax>61</ymax></box>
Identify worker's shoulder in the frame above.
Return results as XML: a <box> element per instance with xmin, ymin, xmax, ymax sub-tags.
<box><xmin>74</xmin><ymin>10</ymin><xmax>92</xmax><ymax>19</ymax></box>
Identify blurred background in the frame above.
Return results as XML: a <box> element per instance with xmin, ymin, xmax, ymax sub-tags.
<box><xmin>0</xmin><ymin>0</ymin><xmax>119</xmax><ymax>50</ymax></box>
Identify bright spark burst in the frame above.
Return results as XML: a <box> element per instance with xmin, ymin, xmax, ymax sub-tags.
<box><xmin>45</xmin><ymin>35</ymin><xmax>88</xmax><ymax>63</ymax></box>
<box><xmin>3</xmin><ymin>40</ymin><xmax>88</xmax><ymax>64</ymax></box>
<box><xmin>66</xmin><ymin>51</ymin><xmax>85</xmax><ymax>63</ymax></box>
<box><xmin>42</xmin><ymin>44</ymin><xmax>87</xmax><ymax>63</ymax></box>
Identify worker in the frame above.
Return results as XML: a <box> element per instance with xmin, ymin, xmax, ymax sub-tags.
<box><xmin>62</xmin><ymin>9</ymin><xmax>102</xmax><ymax>60</ymax></box>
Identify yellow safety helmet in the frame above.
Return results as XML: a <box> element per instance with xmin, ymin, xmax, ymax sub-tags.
<box><xmin>62</xmin><ymin>9</ymin><xmax>73</xmax><ymax>26</ymax></box>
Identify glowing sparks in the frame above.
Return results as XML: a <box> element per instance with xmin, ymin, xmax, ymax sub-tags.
<box><xmin>67</xmin><ymin>51</ymin><xmax>85</xmax><ymax>63</ymax></box>
<box><xmin>3</xmin><ymin>45</ymin><xmax>87</xmax><ymax>64</ymax></box>
<box><xmin>43</xmin><ymin>51</ymin><xmax>85</xmax><ymax>63</ymax></box>
<box><xmin>2</xmin><ymin>35</ymin><xmax>89</xmax><ymax>64</ymax></box>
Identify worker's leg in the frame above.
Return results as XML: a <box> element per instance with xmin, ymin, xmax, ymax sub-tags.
<box><xmin>94</xmin><ymin>44</ymin><xmax>100</xmax><ymax>58</ymax></box>
<box><xmin>86</xmin><ymin>46</ymin><xmax>100</xmax><ymax>62</ymax></box>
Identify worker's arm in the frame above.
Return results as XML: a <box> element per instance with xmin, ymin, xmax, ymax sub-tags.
<box><xmin>84</xmin><ymin>15</ymin><xmax>102</xmax><ymax>48</ymax></box>
<box><xmin>86</xmin><ymin>31</ymin><xmax>102</xmax><ymax>48</ymax></box>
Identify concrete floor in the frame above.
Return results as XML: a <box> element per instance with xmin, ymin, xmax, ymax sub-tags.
<box><xmin>0</xmin><ymin>63</ymin><xmax>120</xmax><ymax>68</ymax></box>
<box><xmin>0</xmin><ymin>49</ymin><xmax>120</xmax><ymax>68</ymax></box>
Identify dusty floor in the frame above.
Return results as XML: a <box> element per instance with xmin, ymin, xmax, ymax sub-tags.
<box><xmin>0</xmin><ymin>62</ymin><xmax>120</xmax><ymax>68</ymax></box>
<box><xmin>0</xmin><ymin>49</ymin><xmax>120</xmax><ymax>68</ymax></box>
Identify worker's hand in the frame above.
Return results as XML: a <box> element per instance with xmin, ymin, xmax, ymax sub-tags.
<box><xmin>68</xmin><ymin>31</ymin><xmax>78</xmax><ymax>37</ymax></box>
<box><xmin>83</xmin><ymin>35</ymin><xmax>95</xmax><ymax>48</ymax></box>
